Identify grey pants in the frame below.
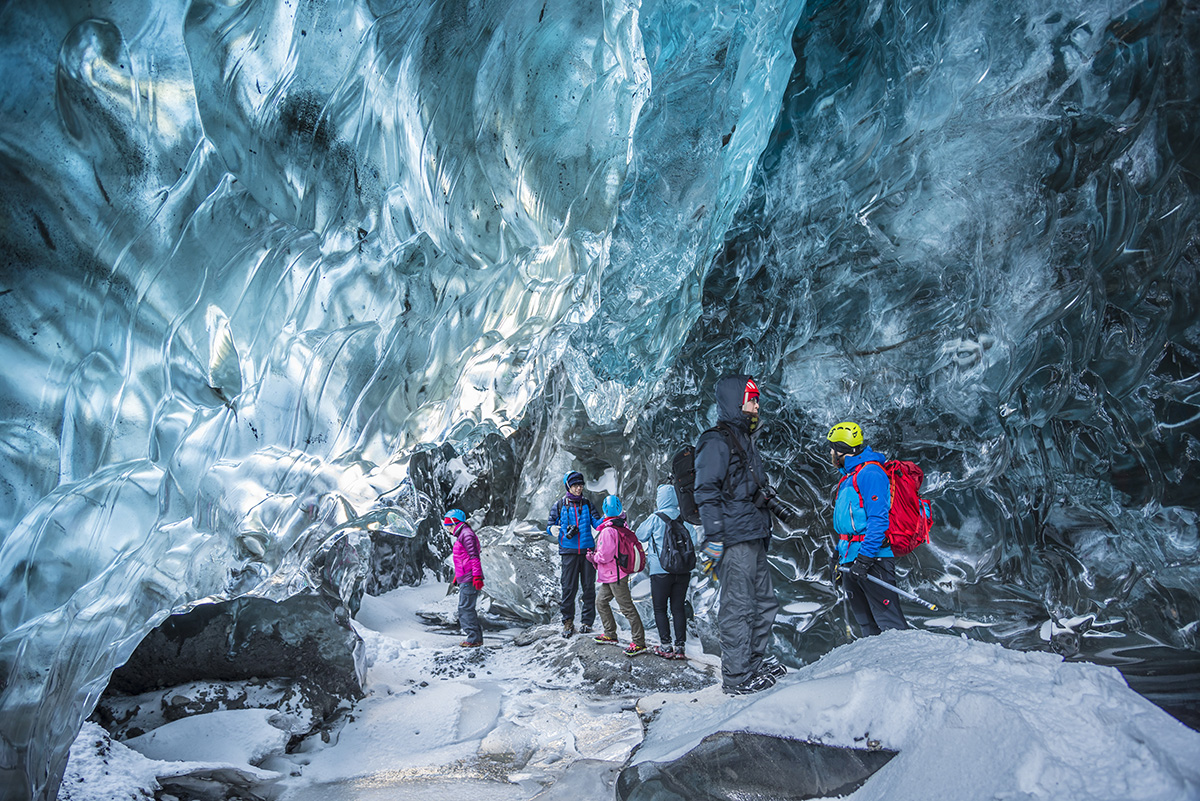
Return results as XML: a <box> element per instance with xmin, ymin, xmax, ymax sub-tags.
<box><xmin>717</xmin><ymin>539</ymin><xmax>779</xmax><ymax>689</ymax></box>
<box><xmin>596</xmin><ymin>577</ymin><xmax>645</xmax><ymax>647</ymax></box>
<box><xmin>457</xmin><ymin>583</ymin><xmax>482</xmax><ymax>644</ymax></box>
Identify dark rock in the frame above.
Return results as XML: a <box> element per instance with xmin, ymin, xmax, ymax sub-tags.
<box><xmin>365</xmin><ymin>528</ymin><xmax>433</xmax><ymax>594</ymax></box>
<box><xmin>616</xmin><ymin>731</ymin><xmax>897</xmax><ymax>801</ymax></box>
<box><xmin>103</xmin><ymin>594</ymin><xmax>363</xmax><ymax>725</ymax></box>
<box><xmin>91</xmin><ymin>678</ymin><xmax>322</xmax><ymax>742</ymax></box>
<box><xmin>523</xmin><ymin>627</ymin><xmax>718</xmax><ymax>696</ymax></box>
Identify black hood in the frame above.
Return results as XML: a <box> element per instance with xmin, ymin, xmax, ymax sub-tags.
<box><xmin>714</xmin><ymin>375</ymin><xmax>754</xmax><ymax>425</ymax></box>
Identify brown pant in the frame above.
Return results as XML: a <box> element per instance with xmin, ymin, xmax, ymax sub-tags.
<box><xmin>596</xmin><ymin>577</ymin><xmax>644</xmax><ymax>647</ymax></box>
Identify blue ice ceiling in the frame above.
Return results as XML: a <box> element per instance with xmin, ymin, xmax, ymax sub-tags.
<box><xmin>1</xmin><ymin>0</ymin><xmax>1198</xmax><ymax>798</ymax></box>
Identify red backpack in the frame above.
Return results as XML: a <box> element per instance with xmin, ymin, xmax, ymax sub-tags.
<box><xmin>842</xmin><ymin>459</ymin><xmax>932</xmax><ymax>556</ymax></box>
<box><xmin>610</xmin><ymin>520</ymin><xmax>647</xmax><ymax>575</ymax></box>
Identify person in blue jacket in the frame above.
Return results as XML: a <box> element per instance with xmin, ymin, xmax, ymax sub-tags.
<box><xmin>636</xmin><ymin>484</ymin><xmax>698</xmax><ymax>659</ymax></box>
<box><xmin>547</xmin><ymin>471</ymin><xmax>600</xmax><ymax>638</ymax></box>
<box><xmin>828</xmin><ymin>421</ymin><xmax>908</xmax><ymax>635</ymax></box>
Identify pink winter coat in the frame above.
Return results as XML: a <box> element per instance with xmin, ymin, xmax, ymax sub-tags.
<box><xmin>451</xmin><ymin>522</ymin><xmax>483</xmax><ymax>582</ymax></box>
<box><xmin>587</xmin><ymin>517</ymin><xmax>632</xmax><ymax>583</ymax></box>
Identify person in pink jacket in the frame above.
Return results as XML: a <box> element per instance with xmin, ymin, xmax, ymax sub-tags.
<box><xmin>446</xmin><ymin>509</ymin><xmax>484</xmax><ymax>647</ymax></box>
<box><xmin>587</xmin><ymin>495</ymin><xmax>647</xmax><ymax>656</ymax></box>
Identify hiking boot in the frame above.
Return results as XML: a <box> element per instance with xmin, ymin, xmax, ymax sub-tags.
<box><xmin>761</xmin><ymin>656</ymin><xmax>787</xmax><ymax>678</ymax></box>
<box><xmin>593</xmin><ymin>633</ymin><xmax>619</xmax><ymax>645</ymax></box>
<box><xmin>653</xmin><ymin>645</ymin><xmax>675</xmax><ymax>659</ymax></box>
<box><xmin>624</xmin><ymin>642</ymin><xmax>648</xmax><ymax>657</ymax></box>
<box><xmin>562</xmin><ymin>621</ymin><xmax>575</xmax><ymax>638</ymax></box>
<box><xmin>460</xmin><ymin>640</ymin><xmax>482</xmax><ymax>648</ymax></box>
<box><xmin>672</xmin><ymin>645</ymin><xmax>688</xmax><ymax>660</ymax></box>
<box><xmin>723</xmin><ymin>671</ymin><xmax>777</xmax><ymax>696</ymax></box>
<box><xmin>579</xmin><ymin>624</ymin><xmax>593</xmax><ymax>634</ymax></box>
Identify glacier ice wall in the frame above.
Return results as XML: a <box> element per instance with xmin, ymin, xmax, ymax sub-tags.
<box><xmin>634</xmin><ymin>0</ymin><xmax>1200</xmax><ymax>700</ymax></box>
<box><xmin>1</xmin><ymin>0</ymin><xmax>1198</xmax><ymax>797</ymax></box>
<box><xmin>0</xmin><ymin>0</ymin><xmax>804</xmax><ymax>797</ymax></box>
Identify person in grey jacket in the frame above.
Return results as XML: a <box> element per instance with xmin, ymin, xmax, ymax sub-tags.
<box><xmin>636</xmin><ymin>484</ymin><xmax>698</xmax><ymax>659</ymax></box>
<box><xmin>694</xmin><ymin>375</ymin><xmax>785</xmax><ymax>694</ymax></box>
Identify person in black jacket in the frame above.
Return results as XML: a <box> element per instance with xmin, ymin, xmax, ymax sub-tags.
<box><xmin>694</xmin><ymin>375</ymin><xmax>785</xmax><ymax>694</ymax></box>
<box><xmin>547</xmin><ymin>471</ymin><xmax>601</xmax><ymax>638</ymax></box>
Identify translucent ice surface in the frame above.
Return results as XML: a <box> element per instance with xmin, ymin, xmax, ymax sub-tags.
<box><xmin>0</xmin><ymin>0</ymin><xmax>802</xmax><ymax>796</ymax></box>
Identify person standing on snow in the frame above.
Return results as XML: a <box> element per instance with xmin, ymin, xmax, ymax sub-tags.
<box><xmin>547</xmin><ymin>471</ymin><xmax>600</xmax><ymax>638</ymax></box>
<box><xmin>588</xmin><ymin>494</ymin><xmax>648</xmax><ymax>657</ymax></box>
<box><xmin>636</xmin><ymin>484</ymin><xmax>697</xmax><ymax>659</ymax></box>
<box><xmin>828</xmin><ymin>421</ymin><xmax>908</xmax><ymax>635</ymax></box>
<box><xmin>445</xmin><ymin>509</ymin><xmax>485</xmax><ymax>647</ymax></box>
<box><xmin>694</xmin><ymin>375</ymin><xmax>786</xmax><ymax>694</ymax></box>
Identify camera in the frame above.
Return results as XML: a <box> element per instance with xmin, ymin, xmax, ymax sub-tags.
<box><xmin>565</xmin><ymin>524</ymin><xmax>580</xmax><ymax>538</ymax></box>
<box><xmin>754</xmin><ymin>485</ymin><xmax>797</xmax><ymax>526</ymax></box>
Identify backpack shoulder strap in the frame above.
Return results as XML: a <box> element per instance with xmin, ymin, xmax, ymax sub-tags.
<box><xmin>712</xmin><ymin>422</ymin><xmax>746</xmax><ymax>458</ymax></box>
<box><xmin>709</xmin><ymin>421</ymin><xmax>764</xmax><ymax>495</ymax></box>
<box><xmin>652</xmin><ymin>511</ymin><xmax>671</xmax><ymax>555</ymax></box>
<box><xmin>846</xmin><ymin>460</ymin><xmax>887</xmax><ymax>508</ymax></box>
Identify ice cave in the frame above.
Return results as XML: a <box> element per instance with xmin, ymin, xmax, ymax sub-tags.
<box><xmin>1</xmin><ymin>0</ymin><xmax>1198</xmax><ymax>798</ymax></box>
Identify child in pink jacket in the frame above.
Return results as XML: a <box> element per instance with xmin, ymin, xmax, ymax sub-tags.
<box><xmin>587</xmin><ymin>495</ymin><xmax>647</xmax><ymax>656</ymax></box>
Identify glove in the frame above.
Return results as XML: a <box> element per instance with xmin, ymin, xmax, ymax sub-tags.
<box><xmin>472</xmin><ymin>575</ymin><xmax>484</xmax><ymax>591</ymax></box>
<box><xmin>701</xmin><ymin>540</ymin><xmax>724</xmax><ymax>563</ymax></box>
<box><xmin>849</xmin><ymin>555</ymin><xmax>875</xmax><ymax>581</ymax></box>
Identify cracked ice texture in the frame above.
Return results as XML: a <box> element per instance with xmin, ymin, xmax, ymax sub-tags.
<box><xmin>653</xmin><ymin>0</ymin><xmax>1200</xmax><ymax>679</ymax></box>
<box><xmin>0</xmin><ymin>0</ymin><xmax>803</xmax><ymax>797</ymax></box>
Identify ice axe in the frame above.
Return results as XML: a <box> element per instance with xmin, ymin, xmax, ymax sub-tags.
<box><xmin>864</xmin><ymin>573</ymin><xmax>939</xmax><ymax>611</ymax></box>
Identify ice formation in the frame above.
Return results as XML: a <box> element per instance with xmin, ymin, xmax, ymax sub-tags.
<box><xmin>0</xmin><ymin>0</ymin><xmax>1197</xmax><ymax>798</ymax></box>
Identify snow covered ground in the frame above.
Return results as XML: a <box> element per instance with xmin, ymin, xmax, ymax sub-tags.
<box><xmin>60</xmin><ymin>579</ymin><xmax>1200</xmax><ymax>800</ymax></box>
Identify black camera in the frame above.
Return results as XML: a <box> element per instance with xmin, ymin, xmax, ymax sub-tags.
<box><xmin>565</xmin><ymin>524</ymin><xmax>580</xmax><ymax>538</ymax></box>
<box><xmin>754</xmin><ymin>486</ymin><xmax>797</xmax><ymax>526</ymax></box>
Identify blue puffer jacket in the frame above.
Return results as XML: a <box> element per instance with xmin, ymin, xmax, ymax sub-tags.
<box><xmin>834</xmin><ymin>445</ymin><xmax>894</xmax><ymax>564</ymax></box>
<box><xmin>636</xmin><ymin>485</ymin><xmax>698</xmax><ymax>576</ymax></box>
<box><xmin>547</xmin><ymin>493</ymin><xmax>599</xmax><ymax>552</ymax></box>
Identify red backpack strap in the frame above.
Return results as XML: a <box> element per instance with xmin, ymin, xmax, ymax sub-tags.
<box><xmin>846</xmin><ymin>461</ymin><xmax>886</xmax><ymax>508</ymax></box>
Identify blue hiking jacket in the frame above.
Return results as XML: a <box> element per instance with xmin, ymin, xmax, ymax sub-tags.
<box><xmin>834</xmin><ymin>445</ymin><xmax>894</xmax><ymax>563</ymax></box>
<box><xmin>547</xmin><ymin>493</ymin><xmax>599</xmax><ymax>552</ymax></box>
<box><xmin>636</xmin><ymin>485</ymin><xmax>698</xmax><ymax>576</ymax></box>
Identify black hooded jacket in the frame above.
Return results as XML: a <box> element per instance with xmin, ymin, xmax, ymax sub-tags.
<box><xmin>693</xmin><ymin>375</ymin><xmax>771</xmax><ymax>546</ymax></box>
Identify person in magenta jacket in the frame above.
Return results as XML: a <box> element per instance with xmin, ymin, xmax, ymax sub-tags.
<box><xmin>446</xmin><ymin>509</ymin><xmax>484</xmax><ymax>647</ymax></box>
<box><xmin>587</xmin><ymin>495</ymin><xmax>647</xmax><ymax>656</ymax></box>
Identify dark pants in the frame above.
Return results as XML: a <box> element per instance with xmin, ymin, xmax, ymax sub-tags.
<box><xmin>717</xmin><ymin>539</ymin><xmax>779</xmax><ymax>690</ymax></box>
<box><xmin>650</xmin><ymin>572</ymin><xmax>689</xmax><ymax>646</ymax></box>
<box><xmin>842</xmin><ymin>556</ymin><xmax>908</xmax><ymax>635</ymax></box>
<box><xmin>458</xmin><ymin>583</ymin><xmax>482</xmax><ymax>644</ymax></box>
<box><xmin>560</xmin><ymin>552</ymin><xmax>596</xmax><ymax>627</ymax></box>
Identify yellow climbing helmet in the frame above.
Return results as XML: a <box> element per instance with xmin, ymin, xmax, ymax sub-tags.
<box><xmin>827</xmin><ymin>421</ymin><xmax>864</xmax><ymax>452</ymax></box>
